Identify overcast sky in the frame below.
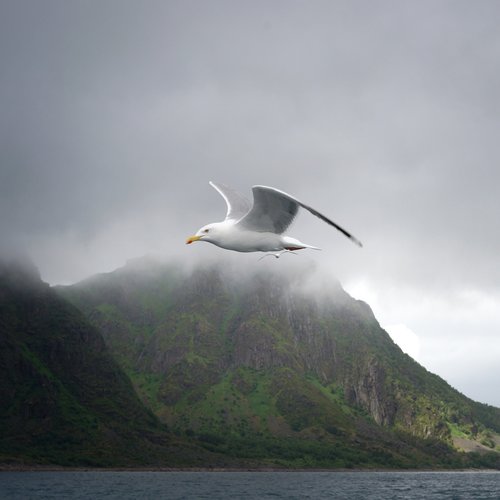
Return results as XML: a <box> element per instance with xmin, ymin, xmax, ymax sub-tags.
<box><xmin>1</xmin><ymin>1</ymin><xmax>499</xmax><ymax>406</ymax></box>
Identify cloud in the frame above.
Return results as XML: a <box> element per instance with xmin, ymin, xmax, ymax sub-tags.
<box><xmin>1</xmin><ymin>1</ymin><xmax>500</xmax><ymax>404</ymax></box>
<box><xmin>384</xmin><ymin>324</ymin><xmax>421</xmax><ymax>363</ymax></box>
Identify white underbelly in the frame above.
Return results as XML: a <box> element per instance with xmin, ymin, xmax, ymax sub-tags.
<box><xmin>217</xmin><ymin>230</ymin><xmax>284</xmax><ymax>252</ymax></box>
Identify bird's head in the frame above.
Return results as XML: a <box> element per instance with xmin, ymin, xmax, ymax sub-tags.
<box><xmin>186</xmin><ymin>223</ymin><xmax>222</xmax><ymax>245</ymax></box>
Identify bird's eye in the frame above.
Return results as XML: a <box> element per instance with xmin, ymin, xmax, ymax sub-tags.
<box><xmin>203</xmin><ymin>229</ymin><xmax>209</xmax><ymax>233</ymax></box>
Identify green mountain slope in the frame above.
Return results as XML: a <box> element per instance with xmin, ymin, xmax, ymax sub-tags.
<box><xmin>0</xmin><ymin>257</ymin><xmax>216</xmax><ymax>467</ymax></box>
<box><xmin>59</xmin><ymin>257</ymin><xmax>500</xmax><ymax>469</ymax></box>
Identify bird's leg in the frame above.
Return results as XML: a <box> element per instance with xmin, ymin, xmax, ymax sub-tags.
<box><xmin>258</xmin><ymin>250</ymin><xmax>298</xmax><ymax>261</ymax></box>
<box><xmin>258</xmin><ymin>253</ymin><xmax>277</xmax><ymax>261</ymax></box>
<box><xmin>279</xmin><ymin>249</ymin><xmax>298</xmax><ymax>258</ymax></box>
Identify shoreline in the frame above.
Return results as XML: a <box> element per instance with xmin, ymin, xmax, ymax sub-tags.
<box><xmin>1</xmin><ymin>464</ymin><xmax>498</xmax><ymax>473</ymax></box>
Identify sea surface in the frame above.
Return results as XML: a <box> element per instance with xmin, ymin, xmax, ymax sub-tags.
<box><xmin>1</xmin><ymin>471</ymin><xmax>499</xmax><ymax>499</ymax></box>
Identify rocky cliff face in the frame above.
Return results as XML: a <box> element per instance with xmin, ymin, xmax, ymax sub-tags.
<box><xmin>59</xmin><ymin>257</ymin><xmax>500</xmax><ymax>468</ymax></box>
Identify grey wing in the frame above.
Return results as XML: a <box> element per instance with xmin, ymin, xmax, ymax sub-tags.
<box><xmin>209</xmin><ymin>181</ymin><xmax>252</xmax><ymax>221</ymax></box>
<box><xmin>236</xmin><ymin>186</ymin><xmax>300</xmax><ymax>234</ymax></box>
<box><xmin>238</xmin><ymin>185</ymin><xmax>363</xmax><ymax>247</ymax></box>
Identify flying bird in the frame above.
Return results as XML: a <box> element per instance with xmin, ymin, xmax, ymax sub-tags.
<box><xmin>186</xmin><ymin>182</ymin><xmax>362</xmax><ymax>258</ymax></box>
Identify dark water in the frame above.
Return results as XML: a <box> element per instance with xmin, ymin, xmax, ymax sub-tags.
<box><xmin>1</xmin><ymin>471</ymin><xmax>499</xmax><ymax>499</ymax></box>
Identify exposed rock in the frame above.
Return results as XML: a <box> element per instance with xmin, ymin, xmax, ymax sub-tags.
<box><xmin>57</xmin><ymin>257</ymin><xmax>500</xmax><ymax>468</ymax></box>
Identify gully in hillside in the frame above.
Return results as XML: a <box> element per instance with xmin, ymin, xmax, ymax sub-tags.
<box><xmin>186</xmin><ymin>182</ymin><xmax>362</xmax><ymax>259</ymax></box>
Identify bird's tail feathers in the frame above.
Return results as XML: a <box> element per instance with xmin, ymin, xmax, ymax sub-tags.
<box><xmin>283</xmin><ymin>236</ymin><xmax>321</xmax><ymax>251</ymax></box>
<box><xmin>303</xmin><ymin>244</ymin><xmax>321</xmax><ymax>251</ymax></box>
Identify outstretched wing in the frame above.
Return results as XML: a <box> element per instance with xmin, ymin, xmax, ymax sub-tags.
<box><xmin>209</xmin><ymin>181</ymin><xmax>252</xmax><ymax>221</ymax></box>
<box><xmin>238</xmin><ymin>185</ymin><xmax>363</xmax><ymax>247</ymax></box>
<box><xmin>236</xmin><ymin>186</ymin><xmax>299</xmax><ymax>234</ymax></box>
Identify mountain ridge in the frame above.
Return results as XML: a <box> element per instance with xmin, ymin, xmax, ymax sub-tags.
<box><xmin>58</xmin><ymin>256</ymin><xmax>500</xmax><ymax>468</ymax></box>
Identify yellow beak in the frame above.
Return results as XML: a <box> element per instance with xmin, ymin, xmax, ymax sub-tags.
<box><xmin>186</xmin><ymin>235</ymin><xmax>202</xmax><ymax>245</ymax></box>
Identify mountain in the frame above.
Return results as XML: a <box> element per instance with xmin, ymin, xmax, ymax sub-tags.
<box><xmin>58</xmin><ymin>256</ymin><xmax>500</xmax><ymax>469</ymax></box>
<box><xmin>0</xmin><ymin>256</ymin><xmax>218</xmax><ymax>467</ymax></box>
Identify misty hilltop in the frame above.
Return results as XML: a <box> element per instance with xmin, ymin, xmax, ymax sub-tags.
<box><xmin>56</xmin><ymin>256</ymin><xmax>500</xmax><ymax>469</ymax></box>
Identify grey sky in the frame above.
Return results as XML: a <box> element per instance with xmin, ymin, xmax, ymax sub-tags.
<box><xmin>1</xmin><ymin>1</ymin><xmax>499</xmax><ymax>405</ymax></box>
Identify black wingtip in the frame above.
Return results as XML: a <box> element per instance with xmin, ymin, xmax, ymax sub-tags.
<box><xmin>351</xmin><ymin>236</ymin><xmax>363</xmax><ymax>248</ymax></box>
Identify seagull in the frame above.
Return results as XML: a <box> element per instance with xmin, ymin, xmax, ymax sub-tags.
<box><xmin>186</xmin><ymin>182</ymin><xmax>362</xmax><ymax>258</ymax></box>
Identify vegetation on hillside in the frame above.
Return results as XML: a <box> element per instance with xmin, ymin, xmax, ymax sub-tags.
<box><xmin>58</xmin><ymin>257</ymin><xmax>500</xmax><ymax>469</ymax></box>
<box><xmin>0</xmin><ymin>258</ymin><xmax>220</xmax><ymax>467</ymax></box>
